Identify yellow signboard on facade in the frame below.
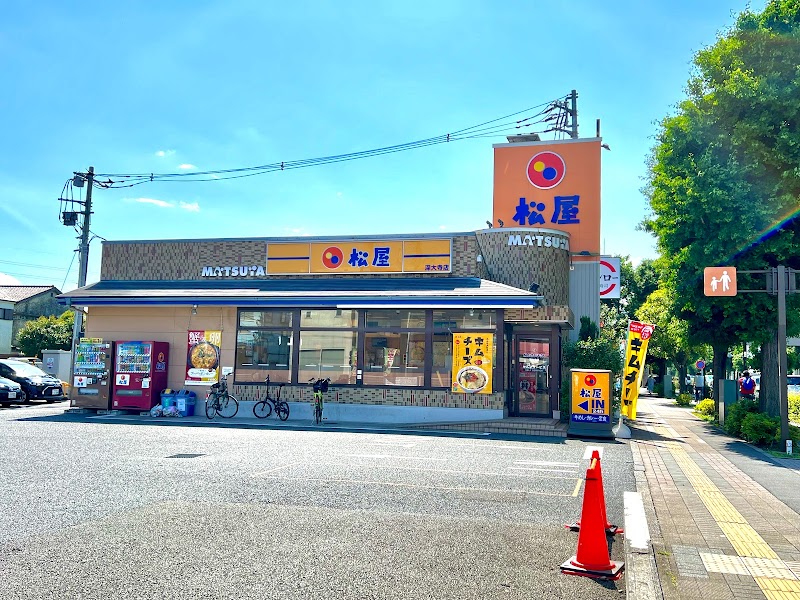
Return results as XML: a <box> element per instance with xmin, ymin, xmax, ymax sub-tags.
<box><xmin>451</xmin><ymin>333</ymin><xmax>493</xmax><ymax>394</ymax></box>
<box><xmin>266</xmin><ymin>239</ymin><xmax>451</xmax><ymax>275</ymax></box>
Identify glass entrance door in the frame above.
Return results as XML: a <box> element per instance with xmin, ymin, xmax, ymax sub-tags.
<box><xmin>514</xmin><ymin>337</ymin><xmax>551</xmax><ymax>416</ymax></box>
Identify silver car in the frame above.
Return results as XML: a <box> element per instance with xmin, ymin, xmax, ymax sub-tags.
<box><xmin>0</xmin><ymin>376</ymin><xmax>23</xmax><ymax>406</ymax></box>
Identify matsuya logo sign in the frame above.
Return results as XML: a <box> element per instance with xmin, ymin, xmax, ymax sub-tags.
<box><xmin>527</xmin><ymin>151</ymin><xmax>566</xmax><ymax>189</ymax></box>
<box><xmin>493</xmin><ymin>139</ymin><xmax>601</xmax><ymax>256</ymax></box>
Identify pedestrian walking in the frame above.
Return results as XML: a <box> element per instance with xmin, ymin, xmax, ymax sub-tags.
<box><xmin>738</xmin><ymin>370</ymin><xmax>756</xmax><ymax>400</ymax></box>
<box><xmin>646</xmin><ymin>374</ymin><xmax>655</xmax><ymax>396</ymax></box>
<box><xmin>694</xmin><ymin>372</ymin><xmax>705</xmax><ymax>401</ymax></box>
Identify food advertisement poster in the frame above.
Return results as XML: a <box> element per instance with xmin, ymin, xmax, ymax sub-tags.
<box><xmin>185</xmin><ymin>330</ymin><xmax>221</xmax><ymax>386</ymax></box>
<box><xmin>451</xmin><ymin>333</ymin><xmax>493</xmax><ymax>394</ymax></box>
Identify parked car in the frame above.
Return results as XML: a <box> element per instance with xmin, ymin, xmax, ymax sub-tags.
<box><xmin>788</xmin><ymin>375</ymin><xmax>800</xmax><ymax>395</ymax></box>
<box><xmin>0</xmin><ymin>359</ymin><xmax>65</xmax><ymax>402</ymax></box>
<box><xmin>0</xmin><ymin>376</ymin><xmax>23</xmax><ymax>406</ymax></box>
<box><xmin>7</xmin><ymin>356</ymin><xmax>44</xmax><ymax>369</ymax></box>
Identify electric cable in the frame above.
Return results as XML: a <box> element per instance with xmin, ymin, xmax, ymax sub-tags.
<box><xmin>92</xmin><ymin>97</ymin><xmax>564</xmax><ymax>186</ymax></box>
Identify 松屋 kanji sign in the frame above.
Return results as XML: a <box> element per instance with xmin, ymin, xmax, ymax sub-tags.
<box><xmin>704</xmin><ymin>267</ymin><xmax>737</xmax><ymax>296</ymax></box>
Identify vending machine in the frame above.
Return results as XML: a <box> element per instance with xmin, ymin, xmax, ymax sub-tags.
<box><xmin>112</xmin><ymin>341</ymin><xmax>169</xmax><ymax>411</ymax></box>
<box><xmin>70</xmin><ymin>338</ymin><xmax>113</xmax><ymax>410</ymax></box>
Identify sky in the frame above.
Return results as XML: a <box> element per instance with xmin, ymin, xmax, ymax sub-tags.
<box><xmin>0</xmin><ymin>0</ymin><xmax>767</xmax><ymax>291</ymax></box>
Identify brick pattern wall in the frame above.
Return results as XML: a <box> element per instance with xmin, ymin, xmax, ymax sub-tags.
<box><xmin>101</xmin><ymin>236</ymin><xmax>480</xmax><ymax>281</ymax></box>
<box><xmin>474</xmin><ymin>229</ymin><xmax>570</xmax><ymax>305</ymax></box>
<box><xmin>231</xmin><ymin>383</ymin><xmax>505</xmax><ymax>410</ymax></box>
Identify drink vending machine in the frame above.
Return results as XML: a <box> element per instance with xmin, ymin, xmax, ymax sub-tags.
<box><xmin>112</xmin><ymin>341</ymin><xmax>169</xmax><ymax>411</ymax></box>
<box><xmin>71</xmin><ymin>338</ymin><xmax>113</xmax><ymax>410</ymax></box>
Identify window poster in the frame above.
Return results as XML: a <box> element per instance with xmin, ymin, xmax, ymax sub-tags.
<box><xmin>451</xmin><ymin>333</ymin><xmax>494</xmax><ymax>394</ymax></box>
<box><xmin>186</xmin><ymin>330</ymin><xmax>222</xmax><ymax>386</ymax></box>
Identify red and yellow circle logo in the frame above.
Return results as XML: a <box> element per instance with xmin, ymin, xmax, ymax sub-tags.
<box><xmin>584</xmin><ymin>374</ymin><xmax>597</xmax><ymax>386</ymax></box>
<box><xmin>527</xmin><ymin>151</ymin><xmax>566</xmax><ymax>189</ymax></box>
<box><xmin>322</xmin><ymin>246</ymin><xmax>343</xmax><ymax>269</ymax></box>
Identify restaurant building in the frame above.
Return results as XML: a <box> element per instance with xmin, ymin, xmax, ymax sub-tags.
<box><xmin>59</xmin><ymin>137</ymin><xmax>603</xmax><ymax>424</ymax></box>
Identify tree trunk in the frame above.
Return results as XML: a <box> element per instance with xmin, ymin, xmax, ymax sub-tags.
<box><xmin>761</xmin><ymin>335</ymin><xmax>780</xmax><ymax>417</ymax></box>
<box><xmin>712</xmin><ymin>343</ymin><xmax>728</xmax><ymax>414</ymax></box>
<box><xmin>678</xmin><ymin>363</ymin><xmax>689</xmax><ymax>394</ymax></box>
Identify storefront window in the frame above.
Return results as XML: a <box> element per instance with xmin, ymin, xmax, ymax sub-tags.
<box><xmin>432</xmin><ymin>309</ymin><xmax>495</xmax><ymax>330</ymax></box>
<box><xmin>431</xmin><ymin>333</ymin><xmax>453</xmax><ymax>389</ymax></box>
<box><xmin>235</xmin><ymin>330</ymin><xmax>292</xmax><ymax>383</ymax></box>
<box><xmin>298</xmin><ymin>331</ymin><xmax>358</xmax><ymax>385</ymax></box>
<box><xmin>365</xmin><ymin>310</ymin><xmax>426</xmax><ymax>329</ymax></box>
<box><xmin>300</xmin><ymin>309</ymin><xmax>358</xmax><ymax>328</ymax></box>
<box><xmin>239</xmin><ymin>310</ymin><xmax>292</xmax><ymax>328</ymax></box>
<box><xmin>363</xmin><ymin>332</ymin><xmax>425</xmax><ymax>387</ymax></box>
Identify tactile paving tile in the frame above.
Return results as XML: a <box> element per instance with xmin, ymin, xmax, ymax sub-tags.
<box><xmin>787</xmin><ymin>562</ymin><xmax>800</xmax><ymax>579</ymax></box>
<box><xmin>700</xmin><ymin>552</ymin><xmax>749</xmax><ymax>575</ymax></box>
<box><xmin>744</xmin><ymin>557</ymin><xmax>798</xmax><ymax>580</ymax></box>
<box><xmin>753</xmin><ymin>576</ymin><xmax>800</xmax><ymax>597</ymax></box>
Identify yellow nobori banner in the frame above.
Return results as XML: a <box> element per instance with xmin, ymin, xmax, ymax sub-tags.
<box><xmin>266</xmin><ymin>239</ymin><xmax>451</xmax><ymax>274</ymax></box>
<box><xmin>451</xmin><ymin>333</ymin><xmax>494</xmax><ymax>394</ymax></box>
<box><xmin>620</xmin><ymin>321</ymin><xmax>656</xmax><ymax>420</ymax></box>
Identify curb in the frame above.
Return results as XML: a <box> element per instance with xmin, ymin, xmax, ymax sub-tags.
<box><xmin>624</xmin><ymin>491</ymin><xmax>661</xmax><ymax>600</ymax></box>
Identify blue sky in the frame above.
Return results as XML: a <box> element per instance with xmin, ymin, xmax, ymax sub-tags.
<box><xmin>0</xmin><ymin>0</ymin><xmax>764</xmax><ymax>290</ymax></box>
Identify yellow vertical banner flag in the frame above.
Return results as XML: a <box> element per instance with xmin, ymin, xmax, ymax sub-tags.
<box><xmin>620</xmin><ymin>321</ymin><xmax>656</xmax><ymax>420</ymax></box>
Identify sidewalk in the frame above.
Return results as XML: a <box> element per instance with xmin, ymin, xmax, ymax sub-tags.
<box><xmin>629</xmin><ymin>395</ymin><xmax>800</xmax><ymax>599</ymax></box>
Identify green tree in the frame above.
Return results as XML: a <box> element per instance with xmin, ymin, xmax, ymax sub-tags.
<box><xmin>16</xmin><ymin>311</ymin><xmax>74</xmax><ymax>358</ymax></box>
<box><xmin>643</xmin><ymin>0</ymin><xmax>800</xmax><ymax>415</ymax></box>
<box><xmin>601</xmin><ymin>257</ymin><xmax>661</xmax><ymax>346</ymax></box>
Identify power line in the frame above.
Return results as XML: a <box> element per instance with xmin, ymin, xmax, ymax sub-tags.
<box><xmin>92</xmin><ymin>97</ymin><xmax>567</xmax><ymax>187</ymax></box>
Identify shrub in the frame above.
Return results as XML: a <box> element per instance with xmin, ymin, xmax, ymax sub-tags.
<box><xmin>675</xmin><ymin>393</ymin><xmax>694</xmax><ymax>407</ymax></box>
<box><xmin>695</xmin><ymin>399</ymin><xmax>716</xmax><ymax>417</ymax></box>
<box><xmin>724</xmin><ymin>399</ymin><xmax>760</xmax><ymax>438</ymax></box>
<box><xmin>790</xmin><ymin>390</ymin><xmax>800</xmax><ymax>424</ymax></box>
<box><xmin>740</xmin><ymin>413</ymin><xmax>780</xmax><ymax>446</ymax></box>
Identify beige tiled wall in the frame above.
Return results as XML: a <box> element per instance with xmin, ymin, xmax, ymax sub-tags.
<box><xmin>85</xmin><ymin>305</ymin><xmax>504</xmax><ymax>411</ymax></box>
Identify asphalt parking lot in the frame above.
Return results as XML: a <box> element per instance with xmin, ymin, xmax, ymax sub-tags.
<box><xmin>1</xmin><ymin>404</ymin><xmax>634</xmax><ymax>599</ymax></box>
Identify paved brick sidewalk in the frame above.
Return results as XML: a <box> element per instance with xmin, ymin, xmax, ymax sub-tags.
<box><xmin>629</xmin><ymin>395</ymin><xmax>800</xmax><ymax>599</ymax></box>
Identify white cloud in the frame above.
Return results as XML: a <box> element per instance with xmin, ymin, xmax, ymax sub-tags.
<box><xmin>155</xmin><ymin>149</ymin><xmax>175</xmax><ymax>157</ymax></box>
<box><xmin>179</xmin><ymin>163</ymin><xmax>196</xmax><ymax>170</ymax></box>
<box><xmin>179</xmin><ymin>201</ymin><xmax>200</xmax><ymax>212</ymax></box>
<box><xmin>123</xmin><ymin>197</ymin><xmax>200</xmax><ymax>213</ymax></box>
<box><xmin>130</xmin><ymin>197</ymin><xmax>172</xmax><ymax>208</ymax></box>
<box><xmin>0</xmin><ymin>272</ymin><xmax>21</xmax><ymax>285</ymax></box>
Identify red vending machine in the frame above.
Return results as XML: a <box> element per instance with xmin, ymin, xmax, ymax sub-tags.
<box><xmin>112</xmin><ymin>341</ymin><xmax>169</xmax><ymax>411</ymax></box>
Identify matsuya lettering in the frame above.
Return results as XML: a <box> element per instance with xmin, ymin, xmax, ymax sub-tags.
<box><xmin>512</xmin><ymin>195</ymin><xmax>581</xmax><ymax>227</ymax></box>
<box><xmin>201</xmin><ymin>265</ymin><xmax>266</xmax><ymax>277</ymax></box>
<box><xmin>507</xmin><ymin>234</ymin><xmax>570</xmax><ymax>250</ymax></box>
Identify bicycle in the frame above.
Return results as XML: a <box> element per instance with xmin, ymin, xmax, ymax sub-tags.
<box><xmin>253</xmin><ymin>375</ymin><xmax>290</xmax><ymax>421</ymax></box>
<box><xmin>308</xmin><ymin>377</ymin><xmax>330</xmax><ymax>425</ymax></box>
<box><xmin>205</xmin><ymin>374</ymin><xmax>239</xmax><ymax>419</ymax></box>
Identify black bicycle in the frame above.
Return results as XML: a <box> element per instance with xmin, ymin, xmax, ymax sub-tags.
<box><xmin>253</xmin><ymin>375</ymin><xmax>290</xmax><ymax>421</ymax></box>
<box><xmin>308</xmin><ymin>377</ymin><xmax>330</xmax><ymax>425</ymax></box>
<box><xmin>205</xmin><ymin>374</ymin><xmax>239</xmax><ymax>419</ymax></box>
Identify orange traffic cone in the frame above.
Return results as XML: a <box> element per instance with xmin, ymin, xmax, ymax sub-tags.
<box><xmin>561</xmin><ymin>456</ymin><xmax>624</xmax><ymax>580</ymax></box>
<box><xmin>565</xmin><ymin>450</ymin><xmax>623</xmax><ymax>535</ymax></box>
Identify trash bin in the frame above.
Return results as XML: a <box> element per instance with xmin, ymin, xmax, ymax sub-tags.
<box><xmin>176</xmin><ymin>390</ymin><xmax>197</xmax><ymax>417</ymax></box>
<box><xmin>160</xmin><ymin>389</ymin><xmax>177</xmax><ymax>409</ymax></box>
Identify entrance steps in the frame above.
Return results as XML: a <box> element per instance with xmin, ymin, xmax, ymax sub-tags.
<box><xmin>405</xmin><ymin>417</ymin><xmax>567</xmax><ymax>438</ymax></box>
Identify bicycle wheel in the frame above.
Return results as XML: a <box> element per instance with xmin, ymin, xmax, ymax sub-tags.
<box><xmin>276</xmin><ymin>401</ymin><xmax>290</xmax><ymax>421</ymax></box>
<box><xmin>253</xmin><ymin>399</ymin><xmax>272</xmax><ymax>419</ymax></box>
<box><xmin>218</xmin><ymin>394</ymin><xmax>239</xmax><ymax>418</ymax></box>
<box><xmin>205</xmin><ymin>395</ymin><xmax>217</xmax><ymax>419</ymax></box>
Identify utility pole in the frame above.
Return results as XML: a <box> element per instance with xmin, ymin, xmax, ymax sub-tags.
<box><xmin>70</xmin><ymin>166</ymin><xmax>94</xmax><ymax>346</ymax></box>
<box><xmin>569</xmin><ymin>89</ymin><xmax>578</xmax><ymax>138</ymax></box>
<box><xmin>777</xmin><ymin>265</ymin><xmax>790</xmax><ymax>446</ymax></box>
